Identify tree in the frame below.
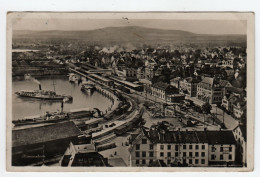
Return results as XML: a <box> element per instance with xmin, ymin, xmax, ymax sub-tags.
<box><xmin>201</xmin><ymin>102</ymin><xmax>212</xmax><ymax>114</ymax></box>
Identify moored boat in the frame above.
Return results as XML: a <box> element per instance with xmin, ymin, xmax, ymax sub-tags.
<box><xmin>15</xmin><ymin>84</ymin><xmax>73</xmax><ymax>102</ymax></box>
<box><xmin>81</xmin><ymin>82</ymin><xmax>96</xmax><ymax>93</ymax></box>
<box><xmin>68</xmin><ymin>73</ymin><xmax>79</xmax><ymax>83</ymax></box>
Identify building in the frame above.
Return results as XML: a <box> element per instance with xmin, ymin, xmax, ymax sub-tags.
<box><xmin>219</xmin><ymin>80</ymin><xmax>232</xmax><ymax>96</ymax></box>
<box><xmin>116</xmin><ymin>68</ymin><xmax>137</xmax><ymax>79</ymax></box>
<box><xmin>137</xmin><ymin>67</ymin><xmax>145</xmax><ymax>79</ymax></box>
<box><xmin>197</xmin><ymin>77</ymin><xmax>223</xmax><ymax>104</ymax></box>
<box><xmin>145</xmin><ymin>66</ymin><xmax>155</xmax><ymax>80</ymax></box>
<box><xmin>207</xmin><ymin>131</ymin><xmax>236</xmax><ymax>166</ymax></box>
<box><xmin>179</xmin><ymin>77</ymin><xmax>200</xmax><ymax>97</ymax></box>
<box><xmin>221</xmin><ymin>93</ymin><xmax>239</xmax><ymax>113</ymax></box>
<box><xmin>233</xmin><ymin>123</ymin><xmax>247</xmax><ymax>166</ymax></box>
<box><xmin>129</xmin><ymin>129</ymin><xmax>156</xmax><ymax>167</ymax></box>
<box><xmin>222</xmin><ymin>58</ymin><xmax>234</xmax><ymax>69</ymax></box>
<box><xmin>170</xmin><ymin>77</ymin><xmax>181</xmax><ymax>89</ymax></box>
<box><xmin>129</xmin><ymin>126</ymin><xmax>236</xmax><ymax>167</ymax></box>
<box><xmin>60</xmin><ymin>142</ymin><xmax>109</xmax><ymax>167</ymax></box>
<box><xmin>12</xmin><ymin>121</ymin><xmax>82</xmax><ymax>166</ymax></box>
<box><xmin>232</xmin><ymin>100</ymin><xmax>247</xmax><ymax>120</ymax></box>
<box><xmin>151</xmin><ymin>82</ymin><xmax>179</xmax><ymax>100</ymax></box>
<box><xmin>165</xmin><ymin>94</ymin><xmax>185</xmax><ymax>103</ymax></box>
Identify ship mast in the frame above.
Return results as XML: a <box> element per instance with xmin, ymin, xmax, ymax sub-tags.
<box><xmin>52</xmin><ymin>80</ymin><xmax>56</xmax><ymax>92</ymax></box>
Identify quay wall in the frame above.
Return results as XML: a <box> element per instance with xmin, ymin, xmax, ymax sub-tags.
<box><xmin>95</xmin><ymin>85</ymin><xmax>120</xmax><ymax>115</ymax></box>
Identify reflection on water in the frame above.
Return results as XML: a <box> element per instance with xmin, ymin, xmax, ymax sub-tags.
<box><xmin>12</xmin><ymin>76</ymin><xmax>112</xmax><ymax>120</ymax></box>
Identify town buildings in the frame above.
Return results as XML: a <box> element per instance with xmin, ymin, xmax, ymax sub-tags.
<box><xmin>232</xmin><ymin>100</ymin><xmax>247</xmax><ymax>120</ymax></box>
<box><xmin>170</xmin><ymin>77</ymin><xmax>181</xmax><ymax>89</ymax></box>
<box><xmin>222</xmin><ymin>58</ymin><xmax>234</xmax><ymax>69</ymax></box>
<box><xmin>151</xmin><ymin>82</ymin><xmax>179</xmax><ymax>101</ymax></box>
<box><xmin>197</xmin><ymin>77</ymin><xmax>223</xmax><ymax>104</ymax></box>
<box><xmin>179</xmin><ymin>77</ymin><xmax>200</xmax><ymax>97</ymax></box>
<box><xmin>233</xmin><ymin>123</ymin><xmax>247</xmax><ymax>166</ymax></box>
<box><xmin>60</xmin><ymin>142</ymin><xmax>109</xmax><ymax>167</ymax></box>
<box><xmin>222</xmin><ymin>93</ymin><xmax>239</xmax><ymax>112</ymax></box>
<box><xmin>129</xmin><ymin>126</ymin><xmax>237</xmax><ymax>167</ymax></box>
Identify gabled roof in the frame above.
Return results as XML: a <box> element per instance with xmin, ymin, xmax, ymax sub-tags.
<box><xmin>170</xmin><ymin>77</ymin><xmax>181</xmax><ymax>82</ymax></box>
<box><xmin>219</xmin><ymin>80</ymin><xmax>231</xmax><ymax>88</ymax></box>
<box><xmin>224</xmin><ymin>93</ymin><xmax>238</xmax><ymax>101</ymax></box>
<box><xmin>233</xmin><ymin>99</ymin><xmax>247</xmax><ymax>108</ymax></box>
<box><xmin>182</xmin><ymin>77</ymin><xmax>200</xmax><ymax>83</ymax></box>
<box><xmin>132</xmin><ymin>128</ymin><xmax>236</xmax><ymax>145</ymax></box>
<box><xmin>200</xmin><ymin>77</ymin><xmax>214</xmax><ymax>85</ymax></box>
<box><xmin>152</xmin><ymin>82</ymin><xmax>170</xmax><ymax>91</ymax></box>
<box><xmin>206</xmin><ymin>131</ymin><xmax>236</xmax><ymax>144</ymax></box>
<box><xmin>226</xmin><ymin>87</ymin><xmax>244</xmax><ymax>94</ymax></box>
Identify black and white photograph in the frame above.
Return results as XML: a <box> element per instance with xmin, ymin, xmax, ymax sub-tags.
<box><xmin>6</xmin><ymin>12</ymin><xmax>254</xmax><ymax>172</ymax></box>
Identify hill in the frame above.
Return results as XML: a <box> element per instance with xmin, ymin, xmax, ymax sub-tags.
<box><xmin>13</xmin><ymin>26</ymin><xmax>246</xmax><ymax>45</ymax></box>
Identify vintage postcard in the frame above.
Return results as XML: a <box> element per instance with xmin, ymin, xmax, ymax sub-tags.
<box><xmin>6</xmin><ymin>12</ymin><xmax>254</xmax><ymax>172</ymax></box>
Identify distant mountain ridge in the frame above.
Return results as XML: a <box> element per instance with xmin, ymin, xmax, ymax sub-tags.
<box><xmin>13</xmin><ymin>26</ymin><xmax>246</xmax><ymax>43</ymax></box>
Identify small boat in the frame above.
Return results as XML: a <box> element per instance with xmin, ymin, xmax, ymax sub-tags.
<box><xmin>81</xmin><ymin>82</ymin><xmax>96</xmax><ymax>93</ymax></box>
<box><xmin>68</xmin><ymin>73</ymin><xmax>79</xmax><ymax>83</ymax></box>
<box><xmin>24</xmin><ymin>74</ymin><xmax>32</xmax><ymax>80</ymax></box>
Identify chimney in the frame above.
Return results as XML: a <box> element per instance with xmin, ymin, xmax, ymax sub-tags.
<box><xmin>204</xmin><ymin>127</ymin><xmax>207</xmax><ymax>131</ymax></box>
<box><xmin>39</xmin><ymin>84</ymin><xmax>42</xmax><ymax>90</ymax></box>
<box><xmin>161</xmin><ymin>130</ymin><xmax>165</xmax><ymax>142</ymax></box>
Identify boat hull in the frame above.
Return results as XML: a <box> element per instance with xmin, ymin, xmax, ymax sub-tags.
<box><xmin>16</xmin><ymin>93</ymin><xmax>73</xmax><ymax>101</ymax></box>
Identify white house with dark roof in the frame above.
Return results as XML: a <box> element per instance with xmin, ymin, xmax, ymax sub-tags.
<box><xmin>222</xmin><ymin>93</ymin><xmax>239</xmax><ymax>112</ymax></box>
<box><xmin>151</xmin><ymin>82</ymin><xmax>179</xmax><ymax>100</ymax></box>
<box><xmin>129</xmin><ymin>126</ymin><xmax>237</xmax><ymax>167</ymax></box>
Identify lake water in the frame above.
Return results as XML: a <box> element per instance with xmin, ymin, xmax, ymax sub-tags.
<box><xmin>12</xmin><ymin>76</ymin><xmax>113</xmax><ymax>120</ymax></box>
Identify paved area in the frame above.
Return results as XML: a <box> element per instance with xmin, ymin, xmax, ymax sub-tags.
<box><xmin>99</xmin><ymin>135</ymin><xmax>131</xmax><ymax>166</ymax></box>
<box><xmin>210</xmin><ymin>105</ymin><xmax>239</xmax><ymax>130</ymax></box>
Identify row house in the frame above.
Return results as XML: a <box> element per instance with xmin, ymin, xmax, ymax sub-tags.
<box><xmin>129</xmin><ymin>127</ymin><xmax>236</xmax><ymax>167</ymax></box>
<box><xmin>151</xmin><ymin>82</ymin><xmax>179</xmax><ymax>100</ymax></box>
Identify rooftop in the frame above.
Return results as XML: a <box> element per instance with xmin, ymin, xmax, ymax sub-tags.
<box><xmin>152</xmin><ymin>81</ymin><xmax>170</xmax><ymax>91</ymax></box>
<box><xmin>139</xmin><ymin>127</ymin><xmax>236</xmax><ymax>145</ymax></box>
<box><xmin>12</xmin><ymin>121</ymin><xmax>82</xmax><ymax>147</ymax></box>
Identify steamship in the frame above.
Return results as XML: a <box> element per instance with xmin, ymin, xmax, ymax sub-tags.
<box><xmin>12</xmin><ymin>103</ymin><xmax>98</xmax><ymax>127</ymax></box>
<box><xmin>12</xmin><ymin>110</ymin><xmax>70</xmax><ymax>126</ymax></box>
<box><xmin>15</xmin><ymin>84</ymin><xmax>73</xmax><ymax>102</ymax></box>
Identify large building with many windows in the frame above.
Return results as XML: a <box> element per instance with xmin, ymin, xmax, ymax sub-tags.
<box><xmin>197</xmin><ymin>76</ymin><xmax>223</xmax><ymax>104</ymax></box>
<box><xmin>129</xmin><ymin>126</ymin><xmax>236</xmax><ymax>167</ymax></box>
<box><xmin>179</xmin><ymin>77</ymin><xmax>200</xmax><ymax>97</ymax></box>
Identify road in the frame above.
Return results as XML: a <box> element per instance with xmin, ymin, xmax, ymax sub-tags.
<box><xmin>210</xmin><ymin>105</ymin><xmax>239</xmax><ymax>130</ymax></box>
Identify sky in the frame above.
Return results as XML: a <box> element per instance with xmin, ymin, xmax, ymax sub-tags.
<box><xmin>12</xmin><ymin>18</ymin><xmax>247</xmax><ymax>35</ymax></box>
